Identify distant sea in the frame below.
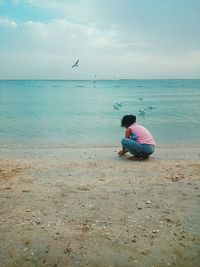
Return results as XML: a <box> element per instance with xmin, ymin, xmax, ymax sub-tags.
<box><xmin>0</xmin><ymin>79</ymin><xmax>200</xmax><ymax>147</ymax></box>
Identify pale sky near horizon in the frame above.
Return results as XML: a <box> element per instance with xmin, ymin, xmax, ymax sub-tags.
<box><xmin>0</xmin><ymin>0</ymin><xmax>200</xmax><ymax>79</ymax></box>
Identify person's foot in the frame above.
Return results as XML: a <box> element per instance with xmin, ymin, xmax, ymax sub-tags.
<box><xmin>143</xmin><ymin>155</ymin><xmax>150</xmax><ymax>159</ymax></box>
<box><xmin>128</xmin><ymin>156</ymin><xmax>149</xmax><ymax>161</ymax></box>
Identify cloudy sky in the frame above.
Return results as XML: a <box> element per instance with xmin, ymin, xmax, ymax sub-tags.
<box><xmin>0</xmin><ymin>0</ymin><xmax>200</xmax><ymax>79</ymax></box>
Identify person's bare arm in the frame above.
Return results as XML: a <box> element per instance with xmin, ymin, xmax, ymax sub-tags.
<box><xmin>118</xmin><ymin>128</ymin><xmax>132</xmax><ymax>155</ymax></box>
<box><xmin>125</xmin><ymin>128</ymin><xmax>132</xmax><ymax>138</ymax></box>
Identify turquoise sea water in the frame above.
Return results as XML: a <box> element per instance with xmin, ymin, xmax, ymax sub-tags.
<box><xmin>0</xmin><ymin>79</ymin><xmax>200</xmax><ymax>147</ymax></box>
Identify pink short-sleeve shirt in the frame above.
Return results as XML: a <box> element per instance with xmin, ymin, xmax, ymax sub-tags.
<box><xmin>129</xmin><ymin>123</ymin><xmax>156</xmax><ymax>145</ymax></box>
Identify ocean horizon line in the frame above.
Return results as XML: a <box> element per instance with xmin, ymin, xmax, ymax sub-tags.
<box><xmin>0</xmin><ymin>78</ymin><xmax>200</xmax><ymax>81</ymax></box>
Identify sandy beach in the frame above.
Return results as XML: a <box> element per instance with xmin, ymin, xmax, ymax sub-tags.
<box><xmin>0</xmin><ymin>145</ymin><xmax>200</xmax><ymax>267</ymax></box>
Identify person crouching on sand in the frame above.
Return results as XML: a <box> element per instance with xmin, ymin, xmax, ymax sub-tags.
<box><xmin>118</xmin><ymin>114</ymin><xmax>156</xmax><ymax>160</ymax></box>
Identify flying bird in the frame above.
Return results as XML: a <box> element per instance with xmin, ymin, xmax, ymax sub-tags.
<box><xmin>72</xmin><ymin>60</ymin><xmax>79</xmax><ymax>68</ymax></box>
<box><xmin>147</xmin><ymin>106</ymin><xmax>156</xmax><ymax>110</ymax></box>
<box><xmin>115</xmin><ymin>102</ymin><xmax>123</xmax><ymax>107</ymax></box>
<box><xmin>139</xmin><ymin>110</ymin><xmax>145</xmax><ymax>117</ymax></box>
<box><xmin>113</xmin><ymin>104</ymin><xmax>119</xmax><ymax>110</ymax></box>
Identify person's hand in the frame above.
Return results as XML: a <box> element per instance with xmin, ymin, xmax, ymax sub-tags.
<box><xmin>118</xmin><ymin>149</ymin><xmax>125</xmax><ymax>156</ymax></box>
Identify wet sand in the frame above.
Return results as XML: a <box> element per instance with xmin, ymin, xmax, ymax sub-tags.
<box><xmin>0</xmin><ymin>146</ymin><xmax>200</xmax><ymax>267</ymax></box>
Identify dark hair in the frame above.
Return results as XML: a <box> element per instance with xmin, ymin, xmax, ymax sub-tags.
<box><xmin>121</xmin><ymin>115</ymin><xmax>136</xmax><ymax>128</ymax></box>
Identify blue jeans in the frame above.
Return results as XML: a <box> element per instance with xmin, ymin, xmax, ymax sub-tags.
<box><xmin>121</xmin><ymin>138</ymin><xmax>155</xmax><ymax>158</ymax></box>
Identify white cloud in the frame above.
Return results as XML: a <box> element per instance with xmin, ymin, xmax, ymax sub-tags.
<box><xmin>0</xmin><ymin>18</ymin><xmax>125</xmax><ymax>78</ymax></box>
<box><xmin>11</xmin><ymin>0</ymin><xmax>63</xmax><ymax>7</ymax></box>
<box><xmin>19</xmin><ymin>19</ymin><xmax>120</xmax><ymax>54</ymax></box>
<box><xmin>0</xmin><ymin>17</ymin><xmax>17</xmax><ymax>27</ymax></box>
<box><xmin>9</xmin><ymin>0</ymin><xmax>96</xmax><ymax>22</ymax></box>
<box><xmin>0</xmin><ymin>17</ymin><xmax>199</xmax><ymax>79</ymax></box>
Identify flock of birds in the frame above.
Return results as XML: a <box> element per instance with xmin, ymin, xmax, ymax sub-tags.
<box><xmin>71</xmin><ymin>59</ymin><xmax>156</xmax><ymax>117</ymax></box>
<box><xmin>113</xmin><ymin>97</ymin><xmax>156</xmax><ymax>117</ymax></box>
<box><xmin>136</xmin><ymin>97</ymin><xmax>156</xmax><ymax>117</ymax></box>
